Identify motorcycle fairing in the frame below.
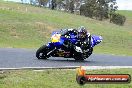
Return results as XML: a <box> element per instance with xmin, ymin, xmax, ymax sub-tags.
<box><xmin>91</xmin><ymin>35</ymin><xmax>103</xmax><ymax>47</ymax></box>
<box><xmin>47</xmin><ymin>30</ymin><xmax>78</xmax><ymax>48</ymax></box>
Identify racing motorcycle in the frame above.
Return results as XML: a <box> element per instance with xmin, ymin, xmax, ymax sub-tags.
<box><xmin>36</xmin><ymin>29</ymin><xmax>102</xmax><ymax>60</ymax></box>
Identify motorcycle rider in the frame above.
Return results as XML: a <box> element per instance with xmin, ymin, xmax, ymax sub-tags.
<box><xmin>61</xmin><ymin>26</ymin><xmax>91</xmax><ymax>52</ymax></box>
<box><xmin>77</xmin><ymin>26</ymin><xmax>91</xmax><ymax>50</ymax></box>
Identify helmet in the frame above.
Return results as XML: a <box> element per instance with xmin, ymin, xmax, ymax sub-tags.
<box><xmin>78</xmin><ymin>26</ymin><xmax>87</xmax><ymax>39</ymax></box>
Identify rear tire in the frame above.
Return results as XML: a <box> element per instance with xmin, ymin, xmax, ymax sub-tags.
<box><xmin>36</xmin><ymin>45</ymin><xmax>49</xmax><ymax>59</ymax></box>
<box><xmin>86</xmin><ymin>47</ymin><xmax>93</xmax><ymax>58</ymax></box>
<box><xmin>74</xmin><ymin>53</ymin><xmax>85</xmax><ymax>61</ymax></box>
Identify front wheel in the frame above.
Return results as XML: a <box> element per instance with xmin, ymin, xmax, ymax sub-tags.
<box><xmin>36</xmin><ymin>45</ymin><xmax>50</xmax><ymax>59</ymax></box>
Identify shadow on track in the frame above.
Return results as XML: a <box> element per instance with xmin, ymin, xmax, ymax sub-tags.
<box><xmin>36</xmin><ymin>57</ymin><xmax>99</xmax><ymax>64</ymax></box>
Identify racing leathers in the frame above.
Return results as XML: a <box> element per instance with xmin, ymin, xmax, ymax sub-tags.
<box><xmin>60</xmin><ymin>28</ymin><xmax>92</xmax><ymax>53</ymax></box>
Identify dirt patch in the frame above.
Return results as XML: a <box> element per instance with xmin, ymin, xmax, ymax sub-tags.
<box><xmin>35</xmin><ymin>22</ymin><xmax>57</xmax><ymax>35</ymax></box>
<box><xmin>9</xmin><ymin>26</ymin><xmax>20</xmax><ymax>39</ymax></box>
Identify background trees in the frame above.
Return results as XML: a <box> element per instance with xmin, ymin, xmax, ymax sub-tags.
<box><xmin>28</xmin><ymin>0</ymin><xmax>126</xmax><ymax>25</ymax></box>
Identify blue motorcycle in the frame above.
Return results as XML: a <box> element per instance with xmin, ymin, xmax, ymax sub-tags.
<box><xmin>36</xmin><ymin>29</ymin><xmax>102</xmax><ymax>60</ymax></box>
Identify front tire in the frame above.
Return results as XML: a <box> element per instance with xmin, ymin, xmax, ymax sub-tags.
<box><xmin>36</xmin><ymin>45</ymin><xmax>49</xmax><ymax>59</ymax></box>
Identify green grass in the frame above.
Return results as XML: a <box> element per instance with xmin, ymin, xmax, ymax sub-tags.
<box><xmin>0</xmin><ymin>69</ymin><xmax>132</xmax><ymax>88</ymax></box>
<box><xmin>0</xmin><ymin>1</ymin><xmax>132</xmax><ymax>55</ymax></box>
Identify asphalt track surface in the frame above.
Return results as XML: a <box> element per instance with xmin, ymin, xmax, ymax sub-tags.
<box><xmin>0</xmin><ymin>48</ymin><xmax>132</xmax><ymax>68</ymax></box>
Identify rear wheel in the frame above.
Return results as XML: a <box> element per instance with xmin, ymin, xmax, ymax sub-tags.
<box><xmin>86</xmin><ymin>47</ymin><xmax>93</xmax><ymax>58</ymax></box>
<box><xmin>36</xmin><ymin>45</ymin><xmax>50</xmax><ymax>59</ymax></box>
<box><xmin>74</xmin><ymin>52</ymin><xmax>85</xmax><ymax>61</ymax></box>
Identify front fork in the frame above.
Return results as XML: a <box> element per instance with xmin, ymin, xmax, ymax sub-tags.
<box><xmin>46</xmin><ymin>47</ymin><xmax>56</xmax><ymax>56</ymax></box>
<box><xmin>46</xmin><ymin>42</ymin><xmax>61</xmax><ymax>56</ymax></box>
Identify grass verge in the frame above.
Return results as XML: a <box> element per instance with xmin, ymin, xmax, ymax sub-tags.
<box><xmin>0</xmin><ymin>68</ymin><xmax>132</xmax><ymax>88</ymax></box>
